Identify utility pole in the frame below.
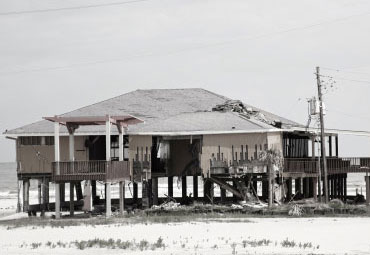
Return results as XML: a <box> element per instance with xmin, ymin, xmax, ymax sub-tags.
<box><xmin>316</xmin><ymin>66</ymin><xmax>329</xmax><ymax>203</ymax></box>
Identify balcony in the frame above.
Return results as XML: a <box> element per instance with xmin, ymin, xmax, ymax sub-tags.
<box><xmin>283</xmin><ymin>157</ymin><xmax>370</xmax><ymax>177</ymax></box>
<box><xmin>51</xmin><ymin>160</ymin><xmax>130</xmax><ymax>182</ymax></box>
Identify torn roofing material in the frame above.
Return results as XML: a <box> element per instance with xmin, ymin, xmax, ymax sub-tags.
<box><xmin>4</xmin><ymin>88</ymin><xmax>302</xmax><ymax>136</ymax></box>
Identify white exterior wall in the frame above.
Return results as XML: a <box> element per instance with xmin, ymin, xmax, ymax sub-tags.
<box><xmin>201</xmin><ymin>133</ymin><xmax>268</xmax><ymax>176</ymax></box>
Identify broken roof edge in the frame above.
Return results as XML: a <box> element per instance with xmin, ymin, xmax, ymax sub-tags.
<box><xmin>291</xmin><ymin>126</ymin><xmax>370</xmax><ymax>137</ymax></box>
<box><xmin>127</xmin><ymin>129</ymin><xmax>283</xmax><ymax>136</ymax></box>
<box><xmin>4</xmin><ymin>129</ymin><xmax>283</xmax><ymax>138</ymax></box>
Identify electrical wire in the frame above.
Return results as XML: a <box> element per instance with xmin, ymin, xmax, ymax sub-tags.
<box><xmin>321</xmin><ymin>67</ymin><xmax>370</xmax><ymax>76</ymax></box>
<box><xmin>0</xmin><ymin>0</ymin><xmax>152</xmax><ymax>16</ymax></box>
<box><xmin>318</xmin><ymin>74</ymin><xmax>370</xmax><ymax>86</ymax></box>
<box><xmin>2</xmin><ymin>10</ymin><xmax>370</xmax><ymax>76</ymax></box>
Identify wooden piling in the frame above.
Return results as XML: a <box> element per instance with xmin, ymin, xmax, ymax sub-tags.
<box><xmin>168</xmin><ymin>177</ymin><xmax>173</xmax><ymax>198</ymax></box>
<box><xmin>262</xmin><ymin>180</ymin><xmax>268</xmax><ymax>200</ymax></box>
<box><xmin>152</xmin><ymin>178</ymin><xmax>158</xmax><ymax>206</ymax></box>
<box><xmin>23</xmin><ymin>179</ymin><xmax>30</xmax><ymax>212</ymax></box>
<box><xmin>313</xmin><ymin>177</ymin><xmax>318</xmax><ymax>201</ymax></box>
<box><xmin>38</xmin><ymin>180</ymin><xmax>42</xmax><ymax>205</ymax></box>
<box><xmin>303</xmin><ymin>178</ymin><xmax>310</xmax><ymax>198</ymax></box>
<box><xmin>193</xmin><ymin>175</ymin><xmax>198</xmax><ymax>199</ymax></box>
<box><xmin>60</xmin><ymin>183</ymin><xmax>65</xmax><ymax>203</ymax></box>
<box><xmin>365</xmin><ymin>175</ymin><xmax>370</xmax><ymax>206</ymax></box>
<box><xmin>119</xmin><ymin>181</ymin><xmax>125</xmax><ymax>215</ymax></box>
<box><xmin>220</xmin><ymin>187</ymin><xmax>226</xmax><ymax>202</ymax></box>
<box><xmin>232</xmin><ymin>180</ymin><xmax>238</xmax><ymax>202</ymax></box>
<box><xmin>76</xmin><ymin>182</ymin><xmax>83</xmax><ymax>201</ymax></box>
<box><xmin>204</xmin><ymin>179</ymin><xmax>213</xmax><ymax>202</ymax></box>
<box><xmin>295</xmin><ymin>178</ymin><xmax>301</xmax><ymax>197</ymax></box>
<box><xmin>287</xmin><ymin>178</ymin><xmax>292</xmax><ymax>201</ymax></box>
<box><xmin>91</xmin><ymin>180</ymin><xmax>97</xmax><ymax>204</ymax></box>
<box><xmin>182</xmin><ymin>176</ymin><xmax>187</xmax><ymax>198</ymax></box>
<box><xmin>70</xmin><ymin>182</ymin><xmax>74</xmax><ymax>216</ymax></box>
<box><xmin>133</xmin><ymin>182</ymin><xmax>138</xmax><ymax>204</ymax></box>
<box><xmin>344</xmin><ymin>174</ymin><xmax>347</xmax><ymax>202</ymax></box>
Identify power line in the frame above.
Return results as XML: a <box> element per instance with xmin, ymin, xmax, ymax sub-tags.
<box><xmin>0</xmin><ymin>0</ymin><xmax>151</xmax><ymax>16</ymax></box>
<box><xmin>319</xmin><ymin>74</ymin><xmax>370</xmax><ymax>86</ymax></box>
<box><xmin>321</xmin><ymin>67</ymin><xmax>370</xmax><ymax>76</ymax></box>
<box><xmin>2</xmin><ymin>10</ymin><xmax>370</xmax><ymax>75</ymax></box>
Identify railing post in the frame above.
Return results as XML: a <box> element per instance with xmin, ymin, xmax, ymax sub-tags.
<box><xmin>105</xmin><ymin>118</ymin><xmax>112</xmax><ymax>217</ymax></box>
<box><xmin>68</xmin><ymin>126</ymin><xmax>76</xmax><ymax>217</ymax></box>
<box><xmin>54</xmin><ymin>121</ymin><xmax>61</xmax><ymax>219</ymax></box>
<box><xmin>119</xmin><ymin>125</ymin><xmax>125</xmax><ymax>216</ymax></box>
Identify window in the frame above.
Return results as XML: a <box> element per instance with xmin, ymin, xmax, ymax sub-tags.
<box><xmin>45</xmin><ymin>136</ymin><xmax>54</xmax><ymax>145</ymax></box>
<box><xmin>20</xmin><ymin>136</ymin><xmax>41</xmax><ymax>146</ymax></box>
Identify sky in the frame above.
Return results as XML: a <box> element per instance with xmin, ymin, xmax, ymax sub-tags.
<box><xmin>0</xmin><ymin>0</ymin><xmax>370</xmax><ymax>162</ymax></box>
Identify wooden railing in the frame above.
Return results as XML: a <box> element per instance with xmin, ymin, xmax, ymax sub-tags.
<box><xmin>284</xmin><ymin>157</ymin><xmax>370</xmax><ymax>175</ymax></box>
<box><xmin>52</xmin><ymin>160</ymin><xmax>130</xmax><ymax>182</ymax></box>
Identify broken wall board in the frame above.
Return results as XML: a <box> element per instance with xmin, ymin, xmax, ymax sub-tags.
<box><xmin>201</xmin><ymin>133</ymin><xmax>270</xmax><ymax>176</ymax></box>
<box><xmin>129</xmin><ymin>135</ymin><xmax>152</xmax><ymax>181</ymax></box>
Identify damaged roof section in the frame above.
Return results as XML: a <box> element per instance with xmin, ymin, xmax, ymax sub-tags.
<box><xmin>4</xmin><ymin>88</ymin><xmax>301</xmax><ymax>136</ymax></box>
<box><xmin>212</xmin><ymin>100</ymin><xmax>300</xmax><ymax>129</ymax></box>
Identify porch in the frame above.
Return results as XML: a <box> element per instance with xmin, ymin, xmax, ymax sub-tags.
<box><xmin>283</xmin><ymin>157</ymin><xmax>370</xmax><ymax>177</ymax></box>
<box><xmin>51</xmin><ymin>160</ymin><xmax>130</xmax><ymax>182</ymax></box>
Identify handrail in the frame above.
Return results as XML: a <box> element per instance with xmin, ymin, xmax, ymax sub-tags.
<box><xmin>51</xmin><ymin>160</ymin><xmax>130</xmax><ymax>182</ymax></box>
<box><xmin>284</xmin><ymin>157</ymin><xmax>370</xmax><ymax>174</ymax></box>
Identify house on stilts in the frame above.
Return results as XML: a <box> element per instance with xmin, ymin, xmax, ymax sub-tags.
<box><xmin>3</xmin><ymin>88</ymin><xmax>370</xmax><ymax>217</ymax></box>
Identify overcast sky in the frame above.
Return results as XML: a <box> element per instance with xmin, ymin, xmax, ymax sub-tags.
<box><xmin>1</xmin><ymin>0</ymin><xmax>370</xmax><ymax>162</ymax></box>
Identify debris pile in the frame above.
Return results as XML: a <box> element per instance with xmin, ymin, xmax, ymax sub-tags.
<box><xmin>288</xmin><ymin>204</ymin><xmax>304</xmax><ymax>216</ymax></box>
<box><xmin>212</xmin><ymin>100</ymin><xmax>280</xmax><ymax>127</ymax></box>
<box><xmin>151</xmin><ymin>201</ymin><xmax>182</xmax><ymax>211</ymax></box>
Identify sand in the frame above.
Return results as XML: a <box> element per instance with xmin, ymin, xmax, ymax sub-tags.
<box><xmin>1</xmin><ymin>213</ymin><xmax>370</xmax><ymax>254</ymax></box>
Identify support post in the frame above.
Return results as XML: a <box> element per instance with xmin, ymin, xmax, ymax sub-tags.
<box><xmin>54</xmin><ymin>121</ymin><xmax>61</xmax><ymax>219</ymax></box>
<box><xmin>23</xmin><ymin>179</ymin><xmax>30</xmax><ymax>212</ymax></box>
<box><xmin>365</xmin><ymin>175</ymin><xmax>370</xmax><ymax>206</ymax></box>
<box><xmin>119</xmin><ymin>181</ymin><xmax>125</xmax><ymax>215</ymax></box>
<box><xmin>262</xmin><ymin>180</ymin><xmax>268</xmax><ymax>200</ymax></box>
<box><xmin>105</xmin><ymin>118</ymin><xmax>112</xmax><ymax>217</ymax></box>
<box><xmin>91</xmin><ymin>180</ymin><xmax>97</xmax><ymax>204</ymax></box>
<box><xmin>182</xmin><ymin>176</ymin><xmax>187</xmax><ymax>198</ymax></box>
<box><xmin>220</xmin><ymin>187</ymin><xmax>226</xmax><ymax>202</ymax></box>
<box><xmin>105</xmin><ymin>183</ymin><xmax>111</xmax><ymax>216</ymax></box>
<box><xmin>193</xmin><ymin>175</ymin><xmax>198</xmax><ymax>199</ymax></box>
<box><xmin>152</xmin><ymin>177</ymin><xmax>158</xmax><ymax>206</ymax></box>
<box><xmin>70</xmin><ymin>182</ymin><xmax>74</xmax><ymax>216</ymax></box>
<box><xmin>204</xmin><ymin>179</ymin><xmax>214</xmax><ymax>202</ymax></box>
<box><xmin>344</xmin><ymin>174</ymin><xmax>347</xmax><ymax>202</ymax></box>
<box><xmin>304</xmin><ymin>178</ymin><xmax>310</xmax><ymax>198</ymax></box>
<box><xmin>41</xmin><ymin>177</ymin><xmax>49</xmax><ymax>216</ymax></box>
<box><xmin>313</xmin><ymin>177</ymin><xmax>318</xmax><ymax>201</ymax></box>
<box><xmin>75</xmin><ymin>182</ymin><xmax>83</xmax><ymax>200</ymax></box>
<box><xmin>60</xmin><ymin>183</ymin><xmax>65</xmax><ymax>203</ymax></box>
<box><xmin>295</xmin><ymin>178</ymin><xmax>301</xmax><ymax>197</ymax></box>
<box><xmin>268</xmin><ymin>165</ymin><xmax>273</xmax><ymax>207</ymax></box>
<box><xmin>38</xmin><ymin>180</ymin><xmax>42</xmax><ymax>205</ymax></box>
<box><xmin>233</xmin><ymin>180</ymin><xmax>239</xmax><ymax>202</ymax></box>
<box><xmin>287</xmin><ymin>178</ymin><xmax>292</xmax><ymax>201</ymax></box>
<box><xmin>133</xmin><ymin>182</ymin><xmax>138</xmax><ymax>204</ymax></box>
<box><xmin>118</xmin><ymin>125</ymin><xmax>125</xmax><ymax>215</ymax></box>
<box><xmin>168</xmin><ymin>176</ymin><xmax>173</xmax><ymax>198</ymax></box>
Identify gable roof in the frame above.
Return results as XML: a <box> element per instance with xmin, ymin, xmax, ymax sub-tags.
<box><xmin>4</xmin><ymin>88</ymin><xmax>301</xmax><ymax>136</ymax></box>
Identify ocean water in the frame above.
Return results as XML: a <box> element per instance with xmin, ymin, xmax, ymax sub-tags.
<box><xmin>0</xmin><ymin>163</ymin><xmax>366</xmax><ymax>207</ymax></box>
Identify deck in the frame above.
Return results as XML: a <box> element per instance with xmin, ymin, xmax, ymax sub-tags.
<box><xmin>210</xmin><ymin>157</ymin><xmax>370</xmax><ymax>178</ymax></box>
<box><xmin>52</xmin><ymin>160</ymin><xmax>130</xmax><ymax>182</ymax></box>
<box><xmin>283</xmin><ymin>157</ymin><xmax>370</xmax><ymax>177</ymax></box>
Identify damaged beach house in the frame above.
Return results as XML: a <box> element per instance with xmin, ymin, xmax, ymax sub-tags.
<box><xmin>3</xmin><ymin>88</ymin><xmax>370</xmax><ymax>218</ymax></box>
